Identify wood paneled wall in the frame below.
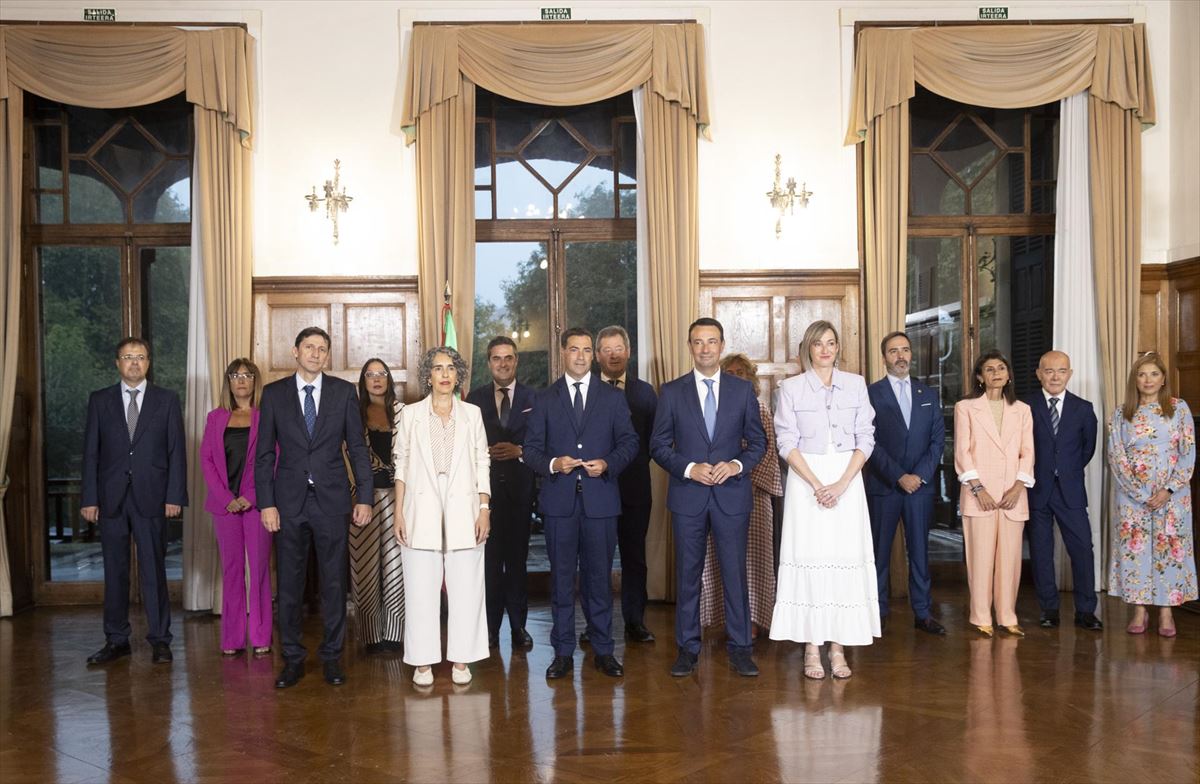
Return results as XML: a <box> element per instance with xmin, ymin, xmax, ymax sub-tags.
<box><xmin>252</xmin><ymin>277</ymin><xmax>422</xmax><ymax>400</ymax></box>
<box><xmin>1140</xmin><ymin>258</ymin><xmax>1200</xmax><ymax>403</ymax></box>
<box><xmin>699</xmin><ymin>269</ymin><xmax>863</xmax><ymax>404</ymax></box>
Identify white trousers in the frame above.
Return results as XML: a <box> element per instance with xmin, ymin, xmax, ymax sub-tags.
<box><xmin>401</xmin><ymin>543</ymin><xmax>489</xmax><ymax>666</ymax></box>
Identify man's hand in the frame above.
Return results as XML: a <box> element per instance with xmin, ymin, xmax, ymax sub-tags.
<box><xmin>898</xmin><ymin>474</ymin><xmax>922</xmax><ymax>494</ymax></box>
<box><xmin>710</xmin><ymin>461</ymin><xmax>740</xmax><ymax>485</ymax></box>
<box><xmin>352</xmin><ymin>503</ymin><xmax>372</xmax><ymax>527</ymax></box>
<box><xmin>489</xmin><ymin>442</ymin><xmax>522</xmax><ymax>461</ymax></box>
<box><xmin>688</xmin><ymin>463</ymin><xmax>716</xmax><ymax>486</ymax></box>
<box><xmin>261</xmin><ymin>507</ymin><xmax>280</xmax><ymax>532</ymax></box>
<box><xmin>81</xmin><ymin>506</ymin><xmax>100</xmax><ymax>523</ymax></box>
<box><xmin>582</xmin><ymin>459</ymin><xmax>608</xmax><ymax>478</ymax></box>
<box><xmin>165</xmin><ymin>504</ymin><xmax>182</xmax><ymax>518</ymax></box>
<box><xmin>553</xmin><ymin>456</ymin><xmax>583</xmax><ymax>474</ymax></box>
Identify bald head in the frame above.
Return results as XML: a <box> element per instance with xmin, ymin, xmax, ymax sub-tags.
<box><xmin>1036</xmin><ymin>350</ymin><xmax>1072</xmax><ymax>396</ymax></box>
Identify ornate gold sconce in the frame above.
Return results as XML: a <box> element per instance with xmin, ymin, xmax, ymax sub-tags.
<box><xmin>766</xmin><ymin>154</ymin><xmax>812</xmax><ymax>239</ymax></box>
<box><xmin>305</xmin><ymin>159</ymin><xmax>354</xmax><ymax>245</ymax></box>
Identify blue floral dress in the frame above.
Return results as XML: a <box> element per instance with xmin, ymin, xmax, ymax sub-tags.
<box><xmin>1107</xmin><ymin>399</ymin><xmax>1196</xmax><ymax>606</ymax></box>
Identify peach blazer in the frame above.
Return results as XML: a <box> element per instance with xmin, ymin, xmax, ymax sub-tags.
<box><xmin>953</xmin><ymin>396</ymin><xmax>1035</xmax><ymax>521</ymax></box>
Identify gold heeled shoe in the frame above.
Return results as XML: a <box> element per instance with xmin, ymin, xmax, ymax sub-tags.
<box><xmin>975</xmin><ymin>625</ymin><xmax>994</xmax><ymax>637</ymax></box>
<box><xmin>1003</xmin><ymin>625</ymin><xmax>1025</xmax><ymax>637</ymax></box>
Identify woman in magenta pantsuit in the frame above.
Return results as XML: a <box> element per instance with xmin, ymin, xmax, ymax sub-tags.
<box><xmin>200</xmin><ymin>358</ymin><xmax>273</xmax><ymax>656</ymax></box>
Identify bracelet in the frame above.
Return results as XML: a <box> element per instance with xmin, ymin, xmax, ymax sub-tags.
<box><xmin>969</xmin><ymin>483</ymin><xmax>983</xmax><ymax>496</ymax></box>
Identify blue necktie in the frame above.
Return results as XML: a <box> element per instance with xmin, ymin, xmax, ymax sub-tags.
<box><xmin>899</xmin><ymin>379</ymin><xmax>911</xmax><ymax>428</ymax></box>
<box><xmin>303</xmin><ymin>384</ymin><xmax>317</xmax><ymax>438</ymax></box>
<box><xmin>703</xmin><ymin>378</ymin><xmax>716</xmax><ymax>440</ymax></box>
<box><xmin>1048</xmin><ymin>397</ymin><xmax>1060</xmax><ymax>436</ymax></box>
<box><xmin>572</xmin><ymin>381</ymin><xmax>584</xmax><ymax>426</ymax></box>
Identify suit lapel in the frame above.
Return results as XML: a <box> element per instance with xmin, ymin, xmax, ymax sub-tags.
<box><xmin>289</xmin><ymin>374</ymin><xmax>310</xmax><ymax>439</ymax></box>
<box><xmin>130</xmin><ymin>385</ymin><xmax>158</xmax><ymax>445</ymax></box>
<box><xmin>578</xmin><ymin>373</ymin><xmax>601</xmax><ymax>433</ymax></box>
<box><xmin>556</xmin><ymin>378</ymin><xmax>581</xmax><ymax>436</ymax></box>
<box><xmin>880</xmin><ymin>379</ymin><xmax>907</xmax><ymax>433</ymax></box>
<box><xmin>448</xmin><ymin>398</ymin><xmax>469</xmax><ymax>479</ymax></box>
<box><xmin>684</xmin><ymin>373</ymin><xmax>712</xmax><ymax>445</ymax></box>
<box><xmin>311</xmin><ymin>376</ymin><xmax>336</xmax><ymax>443</ymax></box>
<box><xmin>973</xmin><ymin>396</ymin><xmax>1005</xmax><ymax>450</ymax></box>
<box><xmin>415</xmin><ymin>399</ymin><xmax>438</xmax><ymax>487</ymax></box>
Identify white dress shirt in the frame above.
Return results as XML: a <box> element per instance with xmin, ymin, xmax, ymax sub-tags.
<box><xmin>684</xmin><ymin>368</ymin><xmax>742</xmax><ymax>480</ymax></box>
<box><xmin>295</xmin><ymin>372</ymin><xmax>324</xmax><ymax>414</ymax></box>
<box><xmin>122</xmin><ymin>379</ymin><xmax>148</xmax><ymax>428</ymax></box>
<box><xmin>550</xmin><ymin>372</ymin><xmax>592</xmax><ymax>474</ymax></box>
<box><xmin>1042</xmin><ymin>389</ymin><xmax>1065</xmax><ymax>409</ymax></box>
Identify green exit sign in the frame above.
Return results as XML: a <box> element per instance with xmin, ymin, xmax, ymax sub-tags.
<box><xmin>541</xmin><ymin>7</ymin><xmax>571</xmax><ymax>20</ymax></box>
<box><xmin>978</xmin><ymin>6</ymin><xmax>1009</xmax><ymax>20</ymax></box>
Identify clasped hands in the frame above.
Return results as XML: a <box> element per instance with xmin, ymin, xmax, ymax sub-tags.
<box><xmin>972</xmin><ymin>483</ymin><xmax>1024</xmax><ymax>512</ymax></box>
<box><xmin>689</xmin><ymin>462</ymin><xmax>739</xmax><ymax>486</ymax></box>
<box><xmin>553</xmin><ymin>456</ymin><xmax>608</xmax><ymax>477</ymax></box>
<box><xmin>812</xmin><ymin>479</ymin><xmax>848</xmax><ymax>509</ymax></box>
<box><xmin>1146</xmin><ymin>488</ymin><xmax>1172</xmax><ymax>511</ymax></box>
<box><xmin>489</xmin><ymin>441</ymin><xmax>522</xmax><ymax>461</ymax></box>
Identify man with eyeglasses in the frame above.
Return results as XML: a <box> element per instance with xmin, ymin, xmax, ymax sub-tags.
<box><xmin>1024</xmin><ymin>350</ymin><xmax>1103</xmax><ymax>630</ymax></box>
<box><xmin>81</xmin><ymin>337</ymin><xmax>187</xmax><ymax>666</ymax></box>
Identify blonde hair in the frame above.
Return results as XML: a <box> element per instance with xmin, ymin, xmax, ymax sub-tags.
<box><xmin>219</xmin><ymin>358</ymin><xmax>262</xmax><ymax>411</ymax></box>
<box><xmin>1122</xmin><ymin>352</ymin><xmax>1174</xmax><ymax>421</ymax></box>
<box><xmin>720</xmin><ymin>352</ymin><xmax>759</xmax><ymax>379</ymax></box>
<box><xmin>799</xmin><ymin>320</ymin><xmax>840</xmax><ymax>371</ymax></box>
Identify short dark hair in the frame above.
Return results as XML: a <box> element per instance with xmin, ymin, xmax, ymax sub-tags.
<box><xmin>487</xmin><ymin>335</ymin><xmax>517</xmax><ymax>356</ymax></box>
<box><xmin>115</xmin><ymin>337</ymin><xmax>150</xmax><ymax>359</ymax></box>
<box><xmin>967</xmin><ymin>350</ymin><xmax>1017</xmax><ymax>404</ymax></box>
<box><xmin>596</xmin><ymin>325</ymin><xmax>630</xmax><ymax>349</ymax></box>
<box><xmin>688</xmin><ymin>317</ymin><xmax>724</xmax><ymax>341</ymax></box>
<box><xmin>560</xmin><ymin>327</ymin><xmax>592</xmax><ymax>349</ymax></box>
<box><xmin>880</xmin><ymin>331</ymin><xmax>911</xmax><ymax>356</ymax></box>
<box><xmin>294</xmin><ymin>326</ymin><xmax>331</xmax><ymax>348</ymax></box>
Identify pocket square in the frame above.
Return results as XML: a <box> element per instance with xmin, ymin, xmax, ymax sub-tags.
<box><xmin>920</xmin><ymin>402</ymin><xmax>932</xmax><ymax>407</ymax></box>
<box><xmin>521</xmin><ymin>408</ymin><xmax>533</xmax><ymax>414</ymax></box>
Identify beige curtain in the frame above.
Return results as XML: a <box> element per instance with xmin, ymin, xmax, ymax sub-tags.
<box><xmin>403</xmin><ymin>23</ymin><xmax>708</xmax><ymax>598</ymax></box>
<box><xmin>0</xmin><ymin>25</ymin><xmax>256</xmax><ymax>614</ymax></box>
<box><xmin>0</xmin><ymin>81</ymin><xmax>20</xmax><ymax>616</ymax></box>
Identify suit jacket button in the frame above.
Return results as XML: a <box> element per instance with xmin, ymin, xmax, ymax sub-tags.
<box><xmin>577</xmin><ymin>443</ymin><xmax>583</xmax><ymax>449</ymax></box>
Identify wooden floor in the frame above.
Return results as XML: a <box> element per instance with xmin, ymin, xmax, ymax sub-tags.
<box><xmin>1</xmin><ymin>583</ymin><xmax>1197</xmax><ymax>784</ymax></box>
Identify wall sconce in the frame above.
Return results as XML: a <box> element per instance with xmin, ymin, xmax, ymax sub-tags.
<box><xmin>305</xmin><ymin>159</ymin><xmax>354</xmax><ymax>245</ymax></box>
<box><xmin>766</xmin><ymin>153</ymin><xmax>812</xmax><ymax>239</ymax></box>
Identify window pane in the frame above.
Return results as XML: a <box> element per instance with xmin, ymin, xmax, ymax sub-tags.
<box><xmin>976</xmin><ymin>235</ymin><xmax>1054</xmax><ymax>398</ymax></box>
<box><xmin>474</xmin><ymin>122</ymin><xmax>492</xmax><ymax>185</ymax></box>
<box><xmin>522</xmin><ymin>121</ymin><xmax>589</xmax><ymax>189</ymax></box>
<box><xmin>911</xmin><ymin>154</ymin><xmax>965</xmax><ymax>215</ymax></box>
<box><xmin>473</xmin><ymin>242</ymin><xmax>551</xmax><ymax>388</ymax></box>
<box><xmin>39</xmin><ymin>194</ymin><xmax>63</xmax><ymax>224</ymax></box>
<box><xmin>564</xmin><ymin>240</ymin><xmax>638</xmax><ymax>367</ymax></box>
<box><xmin>910</xmin><ymin>88</ymin><xmax>957</xmax><ymax>148</ymax></box>
<box><xmin>975</xmin><ymin>107</ymin><xmax>1025</xmax><ymax>148</ymax></box>
<box><xmin>619</xmin><ymin>187</ymin><xmax>637</xmax><ymax>219</ymax></box>
<box><xmin>972</xmin><ymin>153</ymin><xmax>1025</xmax><ymax>215</ymax></box>
<box><xmin>562</xmin><ymin>101</ymin><xmax>615</xmax><ymax>149</ymax></box>
<box><xmin>561</xmin><ymin>156</ymin><xmax>616</xmax><ymax>218</ymax></box>
<box><xmin>1031</xmin><ymin>183</ymin><xmax>1056</xmax><ymax>215</ymax></box>
<box><xmin>133</xmin><ymin>158</ymin><xmax>191</xmax><ymax>222</ymax></box>
<box><xmin>69</xmin><ymin>160</ymin><xmax>124</xmax><ymax>223</ymax></box>
<box><xmin>132</xmin><ymin>96</ymin><xmax>192</xmax><ymax>155</ymax></box>
<box><xmin>35</xmin><ymin>124</ymin><xmax>63</xmax><ymax>189</ymax></box>
<box><xmin>94</xmin><ymin>122</ymin><xmax>165</xmax><ymax>193</ymax></box>
<box><xmin>495</xmin><ymin>157</ymin><xmax>553</xmax><ymax>219</ymax></box>
<box><xmin>40</xmin><ymin>245</ymin><xmax>123</xmax><ymax>581</ymax></box>
<box><xmin>475</xmin><ymin>188</ymin><xmax>493</xmax><ymax>220</ymax></box>
<box><xmin>934</xmin><ymin>119</ymin><xmax>998</xmax><ymax>185</ymax></box>
<box><xmin>66</xmin><ymin>105</ymin><xmax>120</xmax><ymax>155</ymax></box>
<box><xmin>617</xmin><ymin>121</ymin><xmax>637</xmax><ymax>185</ymax></box>
<box><xmin>495</xmin><ymin>99</ymin><xmax>543</xmax><ymax>151</ymax></box>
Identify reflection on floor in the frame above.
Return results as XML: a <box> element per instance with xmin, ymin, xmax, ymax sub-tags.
<box><xmin>1</xmin><ymin>582</ymin><xmax>1195</xmax><ymax>783</ymax></box>
<box><xmin>49</xmin><ymin>541</ymin><xmax>183</xmax><ymax>582</ymax></box>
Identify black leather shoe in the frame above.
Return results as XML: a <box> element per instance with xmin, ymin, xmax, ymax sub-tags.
<box><xmin>625</xmin><ymin>623</ymin><xmax>655</xmax><ymax>643</ymax></box>
<box><xmin>323</xmin><ymin>660</ymin><xmax>346</xmax><ymax>686</ymax></box>
<box><xmin>670</xmin><ymin>650</ymin><xmax>698</xmax><ymax>677</ymax></box>
<box><xmin>546</xmin><ymin>655</ymin><xmax>574</xmax><ymax>680</ymax></box>
<box><xmin>87</xmin><ymin>642</ymin><xmax>131</xmax><ymax>665</ymax></box>
<box><xmin>1040</xmin><ymin>610</ymin><xmax>1061</xmax><ymax>628</ymax></box>
<box><xmin>512</xmin><ymin>628</ymin><xmax>534</xmax><ymax>649</ymax></box>
<box><xmin>729</xmin><ymin>651</ymin><xmax>759</xmax><ymax>677</ymax></box>
<box><xmin>914</xmin><ymin>617</ymin><xmax>947</xmax><ymax>635</ymax></box>
<box><xmin>594</xmin><ymin>654</ymin><xmax>624</xmax><ymax>677</ymax></box>
<box><xmin>274</xmin><ymin>662</ymin><xmax>305</xmax><ymax>689</ymax></box>
<box><xmin>579</xmin><ymin>629</ymin><xmax>590</xmax><ymax>645</ymax></box>
<box><xmin>151</xmin><ymin>643</ymin><xmax>173</xmax><ymax>663</ymax></box>
<box><xmin>1074</xmin><ymin>612</ymin><xmax>1103</xmax><ymax>631</ymax></box>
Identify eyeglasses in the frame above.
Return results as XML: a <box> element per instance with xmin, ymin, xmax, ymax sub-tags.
<box><xmin>228</xmin><ymin>373</ymin><xmax>255</xmax><ymax>381</ymax></box>
<box><xmin>119</xmin><ymin>354</ymin><xmax>148</xmax><ymax>362</ymax></box>
<box><xmin>364</xmin><ymin>371</ymin><xmax>389</xmax><ymax>379</ymax></box>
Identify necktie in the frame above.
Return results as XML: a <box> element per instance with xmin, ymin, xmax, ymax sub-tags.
<box><xmin>899</xmin><ymin>379</ymin><xmax>912</xmax><ymax>428</ymax></box>
<box><xmin>1048</xmin><ymin>396</ymin><xmax>1060</xmax><ymax>436</ymax></box>
<box><xmin>126</xmin><ymin>389</ymin><xmax>140</xmax><ymax>441</ymax></box>
<box><xmin>703</xmin><ymin>378</ymin><xmax>716</xmax><ymax>440</ymax></box>
<box><xmin>303</xmin><ymin>384</ymin><xmax>317</xmax><ymax>438</ymax></box>
<box><xmin>609</xmin><ymin>378</ymin><xmax>620</xmax><ymax>388</ymax></box>
<box><xmin>572</xmin><ymin>382</ymin><xmax>584</xmax><ymax>426</ymax></box>
<box><xmin>499</xmin><ymin>387</ymin><xmax>511</xmax><ymax>428</ymax></box>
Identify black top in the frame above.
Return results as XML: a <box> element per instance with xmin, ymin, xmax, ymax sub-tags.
<box><xmin>224</xmin><ymin>426</ymin><xmax>250</xmax><ymax>495</ymax></box>
<box><xmin>368</xmin><ymin>428</ymin><xmax>394</xmax><ymax>489</ymax></box>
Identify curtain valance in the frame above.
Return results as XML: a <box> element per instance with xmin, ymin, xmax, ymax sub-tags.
<box><xmin>845</xmin><ymin>24</ymin><xmax>1155</xmax><ymax>144</ymax></box>
<box><xmin>402</xmin><ymin>23</ymin><xmax>708</xmax><ymax>142</ymax></box>
<box><xmin>0</xmin><ymin>26</ymin><xmax>255</xmax><ymax>145</ymax></box>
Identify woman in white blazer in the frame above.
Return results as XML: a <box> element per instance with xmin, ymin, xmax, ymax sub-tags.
<box><xmin>393</xmin><ymin>346</ymin><xmax>491</xmax><ymax>686</ymax></box>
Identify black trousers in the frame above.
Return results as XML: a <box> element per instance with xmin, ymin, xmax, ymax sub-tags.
<box><xmin>100</xmin><ymin>488</ymin><xmax>171</xmax><ymax>646</ymax></box>
<box><xmin>276</xmin><ymin>489</ymin><xmax>349</xmax><ymax>663</ymax></box>
<box><xmin>485</xmin><ymin>476</ymin><xmax>532</xmax><ymax>637</ymax></box>
<box><xmin>617</xmin><ymin>503</ymin><xmax>651</xmax><ymax>626</ymax></box>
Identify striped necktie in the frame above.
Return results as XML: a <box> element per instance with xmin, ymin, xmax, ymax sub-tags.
<box><xmin>1048</xmin><ymin>397</ymin><xmax>1060</xmax><ymax>436</ymax></box>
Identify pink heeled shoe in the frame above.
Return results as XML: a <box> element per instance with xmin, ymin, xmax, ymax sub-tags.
<box><xmin>1157</xmin><ymin>625</ymin><xmax>1177</xmax><ymax>638</ymax></box>
<box><xmin>1125</xmin><ymin>619</ymin><xmax>1148</xmax><ymax>635</ymax></box>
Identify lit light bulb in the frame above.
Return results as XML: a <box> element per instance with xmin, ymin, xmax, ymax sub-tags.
<box><xmin>539</xmin><ymin>259</ymin><xmax>548</xmax><ymax>270</ymax></box>
<box><xmin>511</xmin><ymin>331</ymin><xmax>518</xmax><ymax>340</ymax></box>
<box><xmin>523</xmin><ymin>329</ymin><xmax>530</xmax><ymax>338</ymax></box>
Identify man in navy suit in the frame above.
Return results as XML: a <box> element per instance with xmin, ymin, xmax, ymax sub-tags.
<box><xmin>523</xmin><ymin>327</ymin><xmax>638</xmax><ymax>680</ymax></box>
<box><xmin>81</xmin><ymin>337</ymin><xmax>187</xmax><ymax>665</ymax></box>
<box><xmin>865</xmin><ymin>331</ymin><xmax>947</xmax><ymax>635</ymax></box>
<box><xmin>256</xmin><ymin>326</ymin><xmax>374</xmax><ymax>688</ymax></box>
<box><xmin>650</xmin><ymin>317</ymin><xmax>766</xmax><ymax>678</ymax></box>
<box><xmin>466</xmin><ymin>336</ymin><xmax>537</xmax><ymax>649</ymax></box>
<box><xmin>597</xmin><ymin>325</ymin><xmax>658</xmax><ymax>643</ymax></box>
<box><xmin>1025</xmin><ymin>350</ymin><xmax>1102</xmax><ymax>630</ymax></box>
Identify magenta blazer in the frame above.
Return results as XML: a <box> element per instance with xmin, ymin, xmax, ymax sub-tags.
<box><xmin>200</xmin><ymin>407</ymin><xmax>261</xmax><ymax>516</ymax></box>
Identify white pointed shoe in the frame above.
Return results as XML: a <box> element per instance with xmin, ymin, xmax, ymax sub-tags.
<box><xmin>451</xmin><ymin>664</ymin><xmax>472</xmax><ymax>685</ymax></box>
<box><xmin>412</xmin><ymin>666</ymin><xmax>434</xmax><ymax>686</ymax></box>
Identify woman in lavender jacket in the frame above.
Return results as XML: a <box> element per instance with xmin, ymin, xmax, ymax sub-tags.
<box><xmin>769</xmin><ymin>320</ymin><xmax>879</xmax><ymax>680</ymax></box>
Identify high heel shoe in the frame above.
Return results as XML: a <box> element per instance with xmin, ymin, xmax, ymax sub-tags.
<box><xmin>975</xmin><ymin>625</ymin><xmax>994</xmax><ymax>638</ymax></box>
<box><xmin>803</xmin><ymin>651</ymin><xmax>825</xmax><ymax>680</ymax></box>
<box><xmin>829</xmin><ymin>651</ymin><xmax>852</xmax><ymax>679</ymax></box>
<box><xmin>1003</xmin><ymin>625</ymin><xmax>1025</xmax><ymax>638</ymax></box>
<box><xmin>1126</xmin><ymin>617</ymin><xmax>1149</xmax><ymax>635</ymax></box>
<box><xmin>1158</xmin><ymin>625</ymin><xmax>1177</xmax><ymax>638</ymax></box>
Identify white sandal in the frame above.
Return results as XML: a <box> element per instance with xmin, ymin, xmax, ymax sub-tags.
<box><xmin>830</xmin><ymin>651</ymin><xmax>852</xmax><ymax>679</ymax></box>
<box><xmin>803</xmin><ymin>650</ymin><xmax>825</xmax><ymax>680</ymax></box>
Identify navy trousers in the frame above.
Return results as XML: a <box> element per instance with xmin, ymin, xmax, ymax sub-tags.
<box><xmin>867</xmin><ymin>492</ymin><xmax>934</xmax><ymax>619</ymax></box>
<box><xmin>100</xmin><ymin>489</ymin><xmax>171</xmax><ymax>646</ymax></box>
<box><xmin>1028</xmin><ymin>481</ymin><xmax>1097</xmax><ymax>614</ymax></box>
<box><xmin>276</xmin><ymin>489</ymin><xmax>349</xmax><ymax>663</ymax></box>
<box><xmin>545</xmin><ymin>493</ymin><xmax>617</xmax><ymax>657</ymax></box>
<box><xmin>484</xmin><ymin>476</ymin><xmax>533</xmax><ymax>638</ymax></box>
<box><xmin>673</xmin><ymin>505</ymin><xmax>751</xmax><ymax>655</ymax></box>
<box><xmin>617</xmin><ymin>502</ymin><xmax>652</xmax><ymax>626</ymax></box>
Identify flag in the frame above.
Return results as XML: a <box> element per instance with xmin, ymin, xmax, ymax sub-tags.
<box><xmin>440</xmin><ymin>280</ymin><xmax>457</xmax><ymax>350</ymax></box>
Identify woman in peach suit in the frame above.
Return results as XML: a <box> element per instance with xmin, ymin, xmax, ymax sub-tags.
<box><xmin>954</xmin><ymin>351</ymin><xmax>1035</xmax><ymax>637</ymax></box>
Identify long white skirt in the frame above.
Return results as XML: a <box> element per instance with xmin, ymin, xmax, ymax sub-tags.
<box><xmin>769</xmin><ymin>443</ymin><xmax>881</xmax><ymax>646</ymax></box>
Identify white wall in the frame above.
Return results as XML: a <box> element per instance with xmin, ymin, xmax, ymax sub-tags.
<box><xmin>2</xmin><ymin>0</ymin><xmax>1195</xmax><ymax>274</ymax></box>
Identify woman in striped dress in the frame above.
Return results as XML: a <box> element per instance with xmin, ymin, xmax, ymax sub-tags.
<box><xmin>349</xmin><ymin>358</ymin><xmax>405</xmax><ymax>653</ymax></box>
<box><xmin>699</xmin><ymin>353</ymin><xmax>783</xmax><ymax>639</ymax></box>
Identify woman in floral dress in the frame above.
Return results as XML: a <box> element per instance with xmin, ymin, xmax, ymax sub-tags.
<box><xmin>1108</xmin><ymin>352</ymin><xmax>1196</xmax><ymax>637</ymax></box>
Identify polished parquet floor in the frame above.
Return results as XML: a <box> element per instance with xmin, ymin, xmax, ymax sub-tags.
<box><xmin>1</xmin><ymin>582</ymin><xmax>1197</xmax><ymax>784</ymax></box>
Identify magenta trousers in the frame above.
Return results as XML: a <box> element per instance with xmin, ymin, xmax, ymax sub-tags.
<box><xmin>213</xmin><ymin>509</ymin><xmax>273</xmax><ymax>650</ymax></box>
